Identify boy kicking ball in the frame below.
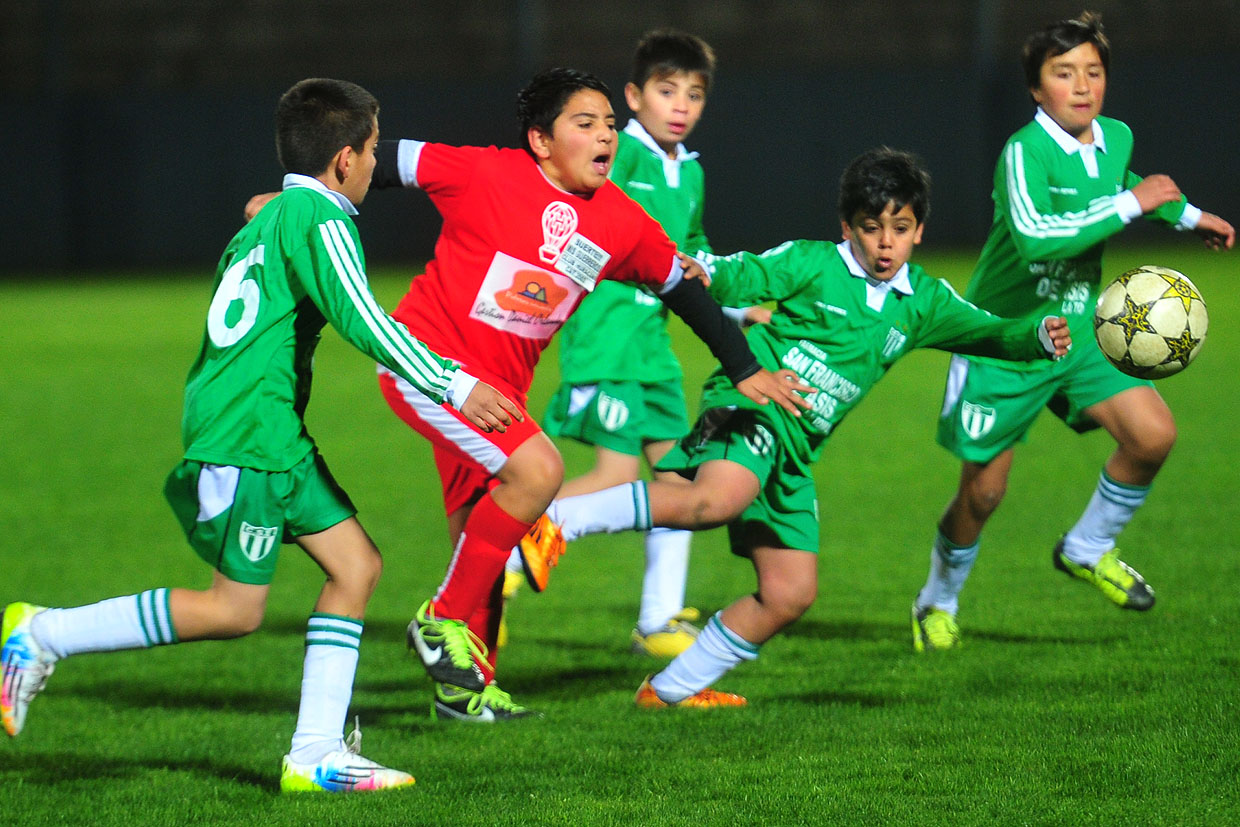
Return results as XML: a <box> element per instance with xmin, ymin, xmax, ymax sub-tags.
<box><xmin>536</xmin><ymin>148</ymin><xmax>1071</xmax><ymax>707</ymax></box>
<box><xmin>1</xmin><ymin>78</ymin><xmax>518</xmax><ymax>791</ymax></box>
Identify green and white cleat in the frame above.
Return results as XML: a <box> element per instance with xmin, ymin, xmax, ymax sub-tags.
<box><xmin>1053</xmin><ymin>541</ymin><xmax>1155</xmax><ymax>611</ymax></box>
<box><xmin>407</xmin><ymin>599</ymin><xmax>487</xmax><ymax>691</ymax></box>
<box><xmin>911</xmin><ymin>604</ymin><xmax>960</xmax><ymax>652</ymax></box>
<box><xmin>432</xmin><ymin>682</ymin><xmax>539</xmax><ymax>723</ymax></box>
<box><xmin>280</xmin><ymin>721</ymin><xmax>414</xmax><ymax>793</ymax></box>
<box><xmin>2</xmin><ymin>602</ymin><xmax>57</xmax><ymax>737</ymax></box>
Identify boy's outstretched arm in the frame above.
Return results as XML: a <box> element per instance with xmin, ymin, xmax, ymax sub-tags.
<box><xmin>658</xmin><ymin>274</ymin><xmax>811</xmax><ymax>416</ymax></box>
<box><xmin>1194</xmin><ymin>212</ymin><xmax>1235</xmax><ymax>251</ymax></box>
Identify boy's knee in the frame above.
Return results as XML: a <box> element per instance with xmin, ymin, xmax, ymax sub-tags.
<box><xmin>962</xmin><ymin>478</ymin><xmax>1006</xmax><ymax>518</ymax></box>
<box><xmin>1128</xmin><ymin>419</ymin><xmax>1177</xmax><ymax>466</ymax></box>
<box><xmin>762</xmin><ymin>580</ymin><xmax>816</xmax><ymax>625</ymax></box>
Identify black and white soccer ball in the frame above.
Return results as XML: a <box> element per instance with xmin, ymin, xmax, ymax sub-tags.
<box><xmin>1094</xmin><ymin>265</ymin><xmax>1208</xmax><ymax>379</ymax></box>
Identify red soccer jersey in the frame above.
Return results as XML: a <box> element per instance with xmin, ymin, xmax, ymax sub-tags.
<box><xmin>390</xmin><ymin>141</ymin><xmax>681</xmax><ymax>398</ymax></box>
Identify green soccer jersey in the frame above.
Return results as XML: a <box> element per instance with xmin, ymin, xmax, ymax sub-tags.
<box><xmin>699</xmin><ymin>240</ymin><xmax>1052</xmax><ymax>468</ymax></box>
<box><xmin>181</xmin><ymin>174</ymin><xmax>458</xmax><ymax>471</ymax></box>
<box><xmin>965</xmin><ymin>110</ymin><xmax>1190</xmax><ymax>370</ymax></box>
<box><xmin>556</xmin><ymin>121</ymin><xmax>712</xmax><ymax>384</ymax></box>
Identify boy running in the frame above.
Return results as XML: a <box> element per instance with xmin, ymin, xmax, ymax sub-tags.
<box><xmin>534</xmin><ymin>148</ymin><xmax>1071</xmax><ymax>706</ymax></box>
<box><xmin>368</xmin><ymin>68</ymin><xmax>808</xmax><ymax>720</ymax></box>
<box><xmin>510</xmin><ymin>29</ymin><xmax>764</xmax><ymax>657</ymax></box>
<box><xmin>1</xmin><ymin>78</ymin><xmax>519</xmax><ymax>791</ymax></box>
<box><xmin>912</xmin><ymin>12</ymin><xmax>1233</xmax><ymax>652</ymax></box>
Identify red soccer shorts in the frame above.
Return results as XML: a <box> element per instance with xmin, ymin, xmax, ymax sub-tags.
<box><xmin>377</xmin><ymin>366</ymin><xmax>541</xmax><ymax>515</ymax></box>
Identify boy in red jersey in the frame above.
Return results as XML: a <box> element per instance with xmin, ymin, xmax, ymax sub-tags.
<box><xmin>369</xmin><ymin>68</ymin><xmax>808</xmax><ymax>720</ymax></box>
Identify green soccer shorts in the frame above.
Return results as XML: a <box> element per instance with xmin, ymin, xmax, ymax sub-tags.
<box><xmin>163</xmin><ymin>449</ymin><xmax>356</xmax><ymax>585</ymax></box>
<box><xmin>936</xmin><ymin>341</ymin><xmax>1152</xmax><ymax>464</ymax></box>
<box><xmin>656</xmin><ymin>407</ymin><xmax>820</xmax><ymax>555</ymax></box>
<box><xmin>544</xmin><ymin>378</ymin><xmax>690</xmax><ymax>456</ymax></box>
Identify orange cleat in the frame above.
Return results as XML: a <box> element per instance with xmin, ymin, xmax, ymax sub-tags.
<box><xmin>518</xmin><ymin>513</ymin><xmax>566</xmax><ymax>592</ymax></box>
<box><xmin>634</xmin><ymin>676</ymin><xmax>747</xmax><ymax>709</ymax></box>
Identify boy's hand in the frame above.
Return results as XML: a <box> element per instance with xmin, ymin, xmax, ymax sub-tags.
<box><xmin>741</xmin><ymin>306</ymin><xmax>773</xmax><ymax>327</ymax></box>
<box><xmin>460</xmin><ymin>382</ymin><xmax>525</xmax><ymax>434</ymax></box>
<box><xmin>1130</xmin><ymin>174</ymin><xmax>1181</xmax><ymax>213</ymax></box>
<box><xmin>244</xmin><ymin>192</ymin><xmax>279</xmax><ymax>222</ymax></box>
<box><xmin>678</xmin><ymin>252</ymin><xmax>711</xmax><ymax>287</ymax></box>
<box><xmin>1039</xmin><ymin>315</ymin><xmax>1072</xmax><ymax>359</ymax></box>
<box><xmin>1195</xmin><ymin>212</ymin><xmax>1235</xmax><ymax>251</ymax></box>
<box><xmin>736</xmin><ymin>369</ymin><xmax>813</xmax><ymax>417</ymax></box>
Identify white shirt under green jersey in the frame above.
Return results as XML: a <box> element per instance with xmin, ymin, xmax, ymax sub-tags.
<box><xmin>965</xmin><ymin>108</ymin><xmax>1199</xmax><ymax>369</ymax></box>
<box><xmin>181</xmin><ymin>174</ymin><xmax>461</xmax><ymax>471</ymax></box>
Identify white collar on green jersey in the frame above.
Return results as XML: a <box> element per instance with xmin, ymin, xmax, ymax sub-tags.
<box><xmin>623</xmin><ymin>119</ymin><xmax>700</xmax><ymax>164</ymax></box>
<box><xmin>1034</xmin><ymin>107</ymin><xmax>1108</xmax><ymax>156</ymax></box>
<box><xmin>837</xmin><ymin>241</ymin><xmax>913</xmax><ymax>312</ymax></box>
<box><xmin>282</xmin><ymin>173</ymin><xmax>359</xmax><ymax>216</ymax></box>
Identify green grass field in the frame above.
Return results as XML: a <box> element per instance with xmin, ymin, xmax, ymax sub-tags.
<box><xmin>1</xmin><ymin>245</ymin><xmax>1236</xmax><ymax>826</ymax></box>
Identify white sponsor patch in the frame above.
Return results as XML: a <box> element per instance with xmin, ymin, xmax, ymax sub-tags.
<box><xmin>470</xmin><ymin>251</ymin><xmax>583</xmax><ymax>340</ymax></box>
<box><xmin>555</xmin><ymin>233</ymin><xmax>611</xmax><ymax>292</ymax></box>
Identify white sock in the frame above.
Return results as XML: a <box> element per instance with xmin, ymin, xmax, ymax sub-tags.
<box><xmin>650</xmin><ymin>612</ymin><xmax>758</xmax><ymax>703</ymax></box>
<box><xmin>505</xmin><ymin>548</ymin><xmax>524</xmax><ymax>575</ymax></box>
<box><xmin>31</xmin><ymin>589</ymin><xmax>177</xmax><ymax>659</ymax></box>
<box><xmin>289</xmin><ymin>614</ymin><xmax>362</xmax><ymax>764</ymax></box>
<box><xmin>549</xmin><ymin>481</ymin><xmax>652</xmax><ymax>543</ymax></box>
<box><xmin>915</xmin><ymin>533</ymin><xmax>979</xmax><ymax>616</ymax></box>
<box><xmin>1062</xmin><ymin>471</ymin><xmax>1149</xmax><ymax>565</ymax></box>
<box><xmin>637</xmin><ymin>528</ymin><xmax>692</xmax><ymax>634</ymax></box>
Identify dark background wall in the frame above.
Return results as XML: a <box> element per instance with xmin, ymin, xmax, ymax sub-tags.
<box><xmin>2</xmin><ymin>0</ymin><xmax>1236</xmax><ymax>273</ymax></box>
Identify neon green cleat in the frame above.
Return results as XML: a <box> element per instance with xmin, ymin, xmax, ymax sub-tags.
<box><xmin>2</xmin><ymin>602</ymin><xmax>57</xmax><ymax>738</ymax></box>
<box><xmin>432</xmin><ymin>682</ymin><xmax>539</xmax><ymax>723</ymax></box>
<box><xmin>407</xmin><ymin>600</ymin><xmax>487</xmax><ymax>691</ymax></box>
<box><xmin>630</xmin><ymin>608</ymin><xmax>702</xmax><ymax>658</ymax></box>
<box><xmin>1053</xmin><ymin>541</ymin><xmax>1155</xmax><ymax>610</ymax></box>
<box><xmin>911</xmin><ymin>604</ymin><xmax>960</xmax><ymax>652</ymax></box>
<box><xmin>280</xmin><ymin>724</ymin><xmax>413</xmax><ymax>793</ymax></box>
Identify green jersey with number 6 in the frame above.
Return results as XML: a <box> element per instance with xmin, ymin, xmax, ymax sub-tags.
<box><xmin>699</xmin><ymin>240</ymin><xmax>1054</xmax><ymax>468</ymax></box>
<box><xmin>964</xmin><ymin>111</ymin><xmax>1191</xmax><ymax>371</ymax></box>
<box><xmin>181</xmin><ymin>174</ymin><xmax>458</xmax><ymax>471</ymax></box>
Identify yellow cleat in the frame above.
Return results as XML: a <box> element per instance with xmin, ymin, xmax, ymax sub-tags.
<box><xmin>630</xmin><ymin>608</ymin><xmax>702</xmax><ymax>658</ymax></box>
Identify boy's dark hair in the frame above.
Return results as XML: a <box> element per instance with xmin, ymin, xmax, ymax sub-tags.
<box><xmin>630</xmin><ymin>29</ymin><xmax>716</xmax><ymax>91</ymax></box>
<box><xmin>1022</xmin><ymin>11</ymin><xmax>1110</xmax><ymax>90</ymax></box>
<box><xmin>517</xmin><ymin>68</ymin><xmax>612</xmax><ymax>157</ymax></box>
<box><xmin>275</xmin><ymin>78</ymin><xmax>378</xmax><ymax>176</ymax></box>
<box><xmin>837</xmin><ymin>147</ymin><xmax>931</xmax><ymax>225</ymax></box>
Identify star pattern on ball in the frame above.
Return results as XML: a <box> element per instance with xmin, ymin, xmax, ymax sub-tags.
<box><xmin>1114</xmin><ymin>295</ymin><xmax>1157</xmax><ymax>343</ymax></box>
<box><xmin>1162</xmin><ymin>327</ymin><xmax>1201</xmax><ymax>368</ymax></box>
<box><xmin>1158</xmin><ymin>272</ymin><xmax>1201</xmax><ymax>314</ymax></box>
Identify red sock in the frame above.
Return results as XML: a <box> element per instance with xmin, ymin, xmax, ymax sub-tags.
<box><xmin>468</xmin><ymin>576</ymin><xmax>504</xmax><ymax>679</ymax></box>
<box><xmin>432</xmin><ymin>494</ymin><xmax>532</xmax><ymax>629</ymax></box>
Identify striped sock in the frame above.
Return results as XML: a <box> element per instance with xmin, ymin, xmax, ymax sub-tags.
<box><xmin>650</xmin><ymin>612</ymin><xmax>758</xmax><ymax>703</ymax></box>
<box><xmin>289</xmin><ymin>613</ymin><xmax>362</xmax><ymax>764</ymax></box>
<box><xmin>1062</xmin><ymin>471</ymin><xmax>1150</xmax><ymax>564</ymax></box>
<box><xmin>550</xmin><ymin>481</ymin><xmax>652</xmax><ymax>543</ymax></box>
<box><xmin>31</xmin><ymin>588</ymin><xmax>177</xmax><ymax>659</ymax></box>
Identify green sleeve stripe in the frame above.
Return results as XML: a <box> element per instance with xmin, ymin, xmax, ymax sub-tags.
<box><xmin>1005</xmin><ymin>142</ymin><xmax>1118</xmax><ymax>239</ymax></box>
<box><xmin>321</xmin><ymin>219</ymin><xmax>451</xmax><ymax>393</ymax></box>
<box><xmin>319</xmin><ymin>220</ymin><xmax>452</xmax><ymax>398</ymax></box>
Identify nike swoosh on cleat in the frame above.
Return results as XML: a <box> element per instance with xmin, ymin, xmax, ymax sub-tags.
<box><xmin>412</xmin><ymin>633</ymin><xmax>444</xmax><ymax>667</ymax></box>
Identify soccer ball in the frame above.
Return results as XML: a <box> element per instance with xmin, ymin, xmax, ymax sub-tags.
<box><xmin>1094</xmin><ymin>265</ymin><xmax>1208</xmax><ymax>379</ymax></box>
